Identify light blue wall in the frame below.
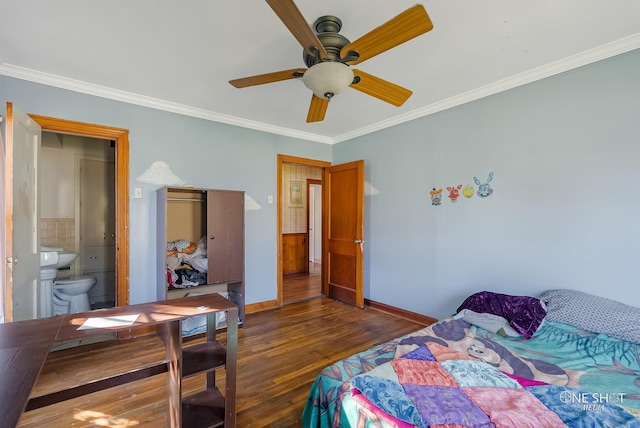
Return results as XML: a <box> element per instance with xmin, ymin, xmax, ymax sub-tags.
<box><xmin>334</xmin><ymin>49</ymin><xmax>640</xmax><ymax>319</ymax></box>
<box><xmin>0</xmin><ymin>76</ymin><xmax>332</xmax><ymax>305</ymax></box>
<box><xmin>3</xmin><ymin>49</ymin><xmax>639</xmax><ymax>318</ymax></box>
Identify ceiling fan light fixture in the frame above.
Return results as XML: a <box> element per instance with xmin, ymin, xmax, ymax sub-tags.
<box><xmin>302</xmin><ymin>62</ymin><xmax>354</xmax><ymax>100</ymax></box>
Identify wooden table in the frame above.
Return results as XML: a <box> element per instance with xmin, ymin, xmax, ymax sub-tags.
<box><xmin>0</xmin><ymin>294</ymin><xmax>238</xmax><ymax>428</ymax></box>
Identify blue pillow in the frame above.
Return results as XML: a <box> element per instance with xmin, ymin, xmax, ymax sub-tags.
<box><xmin>539</xmin><ymin>289</ymin><xmax>640</xmax><ymax>344</ymax></box>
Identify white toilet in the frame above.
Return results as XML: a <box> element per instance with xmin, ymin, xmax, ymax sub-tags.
<box><xmin>53</xmin><ymin>277</ymin><xmax>97</xmax><ymax>314</ymax></box>
<box><xmin>39</xmin><ymin>246</ymin><xmax>97</xmax><ymax>316</ymax></box>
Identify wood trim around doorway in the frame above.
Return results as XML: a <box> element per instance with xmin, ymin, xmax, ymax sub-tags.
<box><xmin>277</xmin><ymin>154</ymin><xmax>331</xmax><ymax>306</ymax></box>
<box><xmin>29</xmin><ymin>115</ymin><xmax>130</xmax><ymax>307</ymax></box>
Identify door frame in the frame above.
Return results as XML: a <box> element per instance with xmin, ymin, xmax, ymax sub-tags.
<box><xmin>277</xmin><ymin>155</ymin><xmax>330</xmax><ymax>305</ymax></box>
<box><xmin>29</xmin><ymin>114</ymin><xmax>130</xmax><ymax>308</ymax></box>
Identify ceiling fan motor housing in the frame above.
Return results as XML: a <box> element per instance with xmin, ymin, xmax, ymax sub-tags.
<box><xmin>303</xmin><ymin>15</ymin><xmax>352</xmax><ymax>66</ymax></box>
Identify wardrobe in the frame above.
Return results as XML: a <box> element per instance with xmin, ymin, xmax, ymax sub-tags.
<box><xmin>157</xmin><ymin>187</ymin><xmax>245</xmax><ymax>326</ymax></box>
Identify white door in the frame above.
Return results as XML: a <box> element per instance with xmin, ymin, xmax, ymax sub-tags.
<box><xmin>309</xmin><ymin>185</ymin><xmax>315</xmax><ymax>262</ymax></box>
<box><xmin>4</xmin><ymin>102</ymin><xmax>41</xmax><ymax>321</ymax></box>
<box><xmin>0</xmin><ymin>119</ymin><xmax>5</xmax><ymax>322</ymax></box>
<box><xmin>308</xmin><ymin>183</ymin><xmax>322</xmax><ymax>262</ymax></box>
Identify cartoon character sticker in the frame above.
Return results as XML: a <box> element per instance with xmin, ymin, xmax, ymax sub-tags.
<box><xmin>446</xmin><ymin>185</ymin><xmax>463</xmax><ymax>203</ymax></box>
<box><xmin>430</xmin><ymin>188</ymin><xmax>443</xmax><ymax>206</ymax></box>
<box><xmin>474</xmin><ymin>172</ymin><xmax>494</xmax><ymax>198</ymax></box>
<box><xmin>462</xmin><ymin>185</ymin><xmax>475</xmax><ymax>199</ymax></box>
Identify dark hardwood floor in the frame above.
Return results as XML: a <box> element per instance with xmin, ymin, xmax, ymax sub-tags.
<box><xmin>17</xmin><ymin>297</ymin><xmax>427</xmax><ymax>428</ymax></box>
<box><xmin>282</xmin><ymin>261</ymin><xmax>322</xmax><ymax>304</ymax></box>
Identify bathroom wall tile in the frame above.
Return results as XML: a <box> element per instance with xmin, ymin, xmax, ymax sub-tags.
<box><xmin>42</xmin><ymin>228</ymin><xmax>56</xmax><ymax>239</ymax></box>
<box><xmin>40</xmin><ymin>218</ymin><xmax>75</xmax><ymax>251</ymax></box>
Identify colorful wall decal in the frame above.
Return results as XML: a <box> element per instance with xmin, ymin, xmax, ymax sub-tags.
<box><xmin>462</xmin><ymin>185</ymin><xmax>475</xmax><ymax>199</ymax></box>
<box><xmin>446</xmin><ymin>185</ymin><xmax>463</xmax><ymax>203</ymax></box>
<box><xmin>473</xmin><ymin>172</ymin><xmax>494</xmax><ymax>198</ymax></box>
<box><xmin>430</xmin><ymin>188</ymin><xmax>443</xmax><ymax>206</ymax></box>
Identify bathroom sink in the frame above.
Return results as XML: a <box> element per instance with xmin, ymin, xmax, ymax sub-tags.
<box><xmin>39</xmin><ymin>247</ymin><xmax>78</xmax><ymax>269</ymax></box>
<box><xmin>57</xmin><ymin>252</ymin><xmax>78</xmax><ymax>268</ymax></box>
<box><xmin>40</xmin><ymin>251</ymin><xmax>59</xmax><ymax>269</ymax></box>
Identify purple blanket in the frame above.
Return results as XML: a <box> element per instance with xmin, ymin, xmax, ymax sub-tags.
<box><xmin>456</xmin><ymin>291</ymin><xmax>546</xmax><ymax>339</ymax></box>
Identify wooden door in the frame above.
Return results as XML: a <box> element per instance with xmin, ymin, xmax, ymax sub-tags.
<box><xmin>207</xmin><ymin>190</ymin><xmax>244</xmax><ymax>284</ymax></box>
<box><xmin>324</xmin><ymin>160</ymin><xmax>364</xmax><ymax>307</ymax></box>
<box><xmin>4</xmin><ymin>102</ymin><xmax>41</xmax><ymax>321</ymax></box>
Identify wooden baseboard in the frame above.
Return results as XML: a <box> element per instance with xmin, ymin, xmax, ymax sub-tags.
<box><xmin>365</xmin><ymin>299</ymin><xmax>438</xmax><ymax>326</ymax></box>
<box><xmin>244</xmin><ymin>298</ymin><xmax>438</xmax><ymax>326</ymax></box>
<box><xmin>245</xmin><ymin>299</ymin><xmax>278</xmax><ymax>314</ymax></box>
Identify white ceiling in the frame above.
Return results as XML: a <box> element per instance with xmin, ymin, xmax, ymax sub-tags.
<box><xmin>1</xmin><ymin>1</ymin><xmax>640</xmax><ymax>144</ymax></box>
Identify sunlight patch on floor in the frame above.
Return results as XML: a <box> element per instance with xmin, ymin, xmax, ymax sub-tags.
<box><xmin>74</xmin><ymin>409</ymin><xmax>140</xmax><ymax>427</ymax></box>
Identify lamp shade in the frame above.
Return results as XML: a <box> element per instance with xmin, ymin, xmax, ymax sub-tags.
<box><xmin>302</xmin><ymin>62</ymin><xmax>354</xmax><ymax>100</ymax></box>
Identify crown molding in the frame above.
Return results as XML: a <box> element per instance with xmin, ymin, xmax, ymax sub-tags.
<box><xmin>333</xmin><ymin>33</ymin><xmax>640</xmax><ymax>144</ymax></box>
<box><xmin>0</xmin><ymin>64</ymin><xmax>333</xmax><ymax>144</ymax></box>
<box><xmin>1</xmin><ymin>33</ymin><xmax>638</xmax><ymax>146</ymax></box>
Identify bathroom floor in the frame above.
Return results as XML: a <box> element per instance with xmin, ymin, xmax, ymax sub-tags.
<box><xmin>90</xmin><ymin>301</ymin><xmax>116</xmax><ymax>310</ymax></box>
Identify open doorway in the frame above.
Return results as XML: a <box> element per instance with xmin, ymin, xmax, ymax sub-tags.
<box><xmin>3</xmin><ymin>106</ymin><xmax>129</xmax><ymax>322</ymax></box>
<box><xmin>40</xmin><ymin>132</ymin><xmax>117</xmax><ymax>310</ymax></box>
<box><xmin>277</xmin><ymin>155</ymin><xmax>330</xmax><ymax>305</ymax></box>
<box><xmin>276</xmin><ymin>154</ymin><xmax>365</xmax><ymax>308</ymax></box>
<box><xmin>31</xmin><ymin>114</ymin><xmax>130</xmax><ymax>309</ymax></box>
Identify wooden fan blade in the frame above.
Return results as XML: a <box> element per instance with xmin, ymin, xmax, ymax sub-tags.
<box><xmin>340</xmin><ymin>4</ymin><xmax>433</xmax><ymax>65</ymax></box>
<box><xmin>306</xmin><ymin>94</ymin><xmax>329</xmax><ymax>123</ymax></box>
<box><xmin>266</xmin><ymin>0</ymin><xmax>327</xmax><ymax>59</ymax></box>
<box><xmin>351</xmin><ymin>70</ymin><xmax>412</xmax><ymax>107</ymax></box>
<box><xmin>229</xmin><ymin>68</ymin><xmax>306</xmax><ymax>88</ymax></box>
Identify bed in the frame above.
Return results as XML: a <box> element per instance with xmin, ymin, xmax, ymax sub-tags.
<box><xmin>302</xmin><ymin>289</ymin><xmax>640</xmax><ymax>427</ymax></box>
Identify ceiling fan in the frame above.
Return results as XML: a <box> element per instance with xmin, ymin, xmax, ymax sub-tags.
<box><xmin>229</xmin><ymin>0</ymin><xmax>434</xmax><ymax>123</ymax></box>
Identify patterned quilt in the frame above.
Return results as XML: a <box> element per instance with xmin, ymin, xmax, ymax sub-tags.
<box><xmin>302</xmin><ymin>318</ymin><xmax>640</xmax><ymax>427</ymax></box>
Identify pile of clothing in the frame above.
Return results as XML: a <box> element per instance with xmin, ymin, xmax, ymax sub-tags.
<box><xmin>166</xmin><ymin>237</ymin><xmax>208</xmax><ymax>289</ymax></box>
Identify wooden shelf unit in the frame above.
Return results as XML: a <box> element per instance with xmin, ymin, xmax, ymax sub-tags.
<box><xmin>157</xmin><ymin>187</ymin><xmax>245</xmax><ymax>327</ymax></box>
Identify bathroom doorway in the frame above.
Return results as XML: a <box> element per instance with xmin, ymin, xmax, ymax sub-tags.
<box><xmin>40</xmin><ymin>133</ymin><xmax>117</xmax><ymax>309</ymax></box>
<box><xmin>3</xmin><ymin>106</ymin><xmax>129</xmax><ymax>322</ymax></box>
